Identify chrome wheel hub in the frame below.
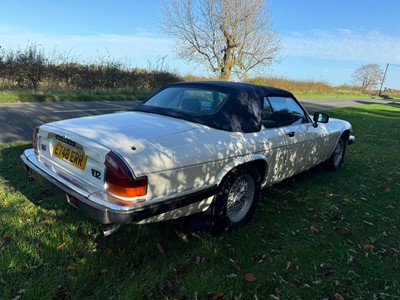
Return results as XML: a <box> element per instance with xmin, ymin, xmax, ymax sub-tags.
<box><xmin>227</xmin><ymin>174</ymin><xmax>255</xmax><ymax>223</ymax></box>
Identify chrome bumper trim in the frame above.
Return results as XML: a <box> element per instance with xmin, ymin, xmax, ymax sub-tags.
<box><xmin>348</xmin><ymin>135</ymin><xmax>356</xmax><ymax>145</ymax></box>
<box><xmin>21</xmin><ymin>149</ymin><xmax>218</xmax><ymax>224</ymax></box>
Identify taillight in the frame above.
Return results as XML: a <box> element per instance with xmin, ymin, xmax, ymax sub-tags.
<box><xmin>104</xmin><ymin>151</ymin><xmax>147</xmax><ymax>205</ymax></box>
<box><xmin>32</xmin><ymin>127</ymin><xmax>39</xmax><ymax>153</ymax></box>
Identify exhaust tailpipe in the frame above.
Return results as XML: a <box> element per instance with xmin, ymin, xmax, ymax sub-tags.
<box><xmin>102</xmin><ymin>224</ymin><xmax>121</xmax><ymax>237</ymax></box>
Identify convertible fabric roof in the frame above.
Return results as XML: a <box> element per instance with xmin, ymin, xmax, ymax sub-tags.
<box><xmin>132</xmin><ymin>81</ymin><xmax>295</xmax><ymax>133</ymax></box>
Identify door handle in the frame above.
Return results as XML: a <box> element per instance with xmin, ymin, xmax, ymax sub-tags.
<box><xmin>286</xmin><ymin>131</ymin><xmax>295</xmax><ymax>137</ymax></box>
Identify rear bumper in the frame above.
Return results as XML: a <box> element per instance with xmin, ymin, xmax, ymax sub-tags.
<box><xmin>21</xmin><ymin>149</ymin><xmax>217</xmax><ymax>225</ymax></box>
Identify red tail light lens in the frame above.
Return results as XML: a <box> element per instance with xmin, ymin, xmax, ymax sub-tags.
<box><xmin>105</xmin><ymin>151</ymin><xmax>147</xmax><ymax>204</ymax></box>
<box><xmin>32</xmin><ymin>127</ymin><xmax>39</xmax><ymax>153</ymax></box>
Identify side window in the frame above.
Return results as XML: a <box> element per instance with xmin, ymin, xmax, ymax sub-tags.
<box><xmin>261</xmin><ymin>97</ymin><xmax>276</xmax><ymax>128</ymax></box>
<box><xmin>262</xmin><ymin>96</ymin><xmax>307</xmax><ymax>128</ymax></box>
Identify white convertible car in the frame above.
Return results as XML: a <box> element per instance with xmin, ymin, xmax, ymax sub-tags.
<box><xmin>21</xmin><ymin>81</ymin><xmax>354</xmax><ymax>234</ymax></box>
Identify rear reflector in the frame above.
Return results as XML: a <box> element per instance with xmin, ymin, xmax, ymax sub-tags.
<box><xmin>32</xmin><ymin>127</ymin><xmax>39</xmax><ymax>153</ymax></box>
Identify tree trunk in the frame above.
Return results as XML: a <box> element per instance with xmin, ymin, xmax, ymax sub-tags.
<box><xmin>219</xmin><ymin>37</ymin><xmax>234</xmax><ymax>81</ymax></box>
<box><xmin>220</xmin><ymin>66</ymin><xmax>231</xmax><ymax>81</ymax></box>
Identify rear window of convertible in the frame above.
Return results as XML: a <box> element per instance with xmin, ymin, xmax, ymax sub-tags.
<box><xmin>143</xmin><ymin>87</ymin><xmax>229</xmax><ymax>115</ymax></box>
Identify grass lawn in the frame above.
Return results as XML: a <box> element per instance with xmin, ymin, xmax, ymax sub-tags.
<box><xmin>1</xmin><ymin>104</ymin><xmax>399</xmax><ymax>299</ymax></box>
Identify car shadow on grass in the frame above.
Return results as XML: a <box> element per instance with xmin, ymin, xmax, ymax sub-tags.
<box><xmin>0</xmin><ymin>143</ymin><xmax>195</xmax><ymax>243</ymax></box>
<box><xmin>0</xmin><ymin>142</ymin><xmax>338</xmax><ymax>236</ymax></box>
<box><xmin>0</xmin><ymin>144</ymin><xmax>209</xmax><ymax>299</ymax></box>
<box><xmin>0</xmin><ymin>142</ymin><xmax>193</xmax><ymax>236</ymax></box>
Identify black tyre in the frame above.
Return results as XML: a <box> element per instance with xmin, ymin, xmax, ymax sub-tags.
<box><xmin>193</xmin><ymin>164</ymin><xmax>261</xmax><ymax>234</ymax></box>
<box><xmin>326</xmin><ymin>133</ymin><xmax>347</xmax><ymax>171</ymax></box>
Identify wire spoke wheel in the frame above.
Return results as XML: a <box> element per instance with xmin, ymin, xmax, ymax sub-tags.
<box><xmin>333</xmin><ymin>139</ymin><xmax>345</xmax><ymax>168</ymax></box>
<box><xmin>226</xmin><ymin>174</ymin><xmax>255</xmax><ymax>223</ymax></box>
<box><xmin>194</xmin><ymin>164</ymin><xmax>261</xmax><ymax>234</ymax></box>
<box><xmin>325</xmin><ymin>134</ymin><xmax>347</xmax><ymax>171</ymax></box>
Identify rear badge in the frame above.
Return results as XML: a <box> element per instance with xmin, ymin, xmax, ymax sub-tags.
<box><xmin>91</xmin><ymin>169</ymin><xmax>102</xmax><ymax>180</ymax></box>
<box><xmin>55</xmin><ymin>134</ymin><xmax>76</xmax><ymax>147</ymax></box>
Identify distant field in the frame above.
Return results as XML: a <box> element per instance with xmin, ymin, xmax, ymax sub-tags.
<box><xmin>0</xmin><ymin>88</ymin><xmax>389</xmax><ymax>104</ymax></box>
<box><xmin>1</xmin><ymin>104</ymin><xmax>399</xmax><ymax>299</ymax></box>
<box><xmin>1</xmin><ymin>76</ymin><xmax>399</xmax><ymax>103</ymax></box>
<box><xmin>0</xmin><ymin>89</ymin><xmax>150</xmax><ymax>103</ymax></box>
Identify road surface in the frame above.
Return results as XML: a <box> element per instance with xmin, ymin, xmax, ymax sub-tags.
<box><xmin>0</xmin><ymin>98</ymin><xmax>392</xmax><ymax>143</ymax></box>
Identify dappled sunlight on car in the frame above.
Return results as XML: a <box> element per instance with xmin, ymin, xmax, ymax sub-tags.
<box><xmin>21</xmin><ymin>81</ymin><xmax>354</xmax><ymax>234</ymax></box>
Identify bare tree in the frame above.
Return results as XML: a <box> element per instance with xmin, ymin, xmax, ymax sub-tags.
<box><xmin>160</xmin><ymin>0</ymin><xmax>281</xmax><ymax>80</ymax></box>
<box><xmin>352</xmin><ymin>64</ymin><xmax>383</xmax><ymax>91</ymax></box>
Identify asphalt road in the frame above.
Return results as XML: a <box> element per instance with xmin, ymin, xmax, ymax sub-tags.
<box><xmin>0</xmin><ymin>101</ymin><xmax>136</xmax><ymax>143</ymax></box>
<box><xmin>0</xmin><ymin>98</ymin><xmax>392</xmax><ymax>143</ymax></box>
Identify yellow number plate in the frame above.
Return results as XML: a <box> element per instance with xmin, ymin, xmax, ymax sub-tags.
<box><xmin>53</xmin><ymin>141</ymin><xmax>87</xmax><ymax>170</ymax></box>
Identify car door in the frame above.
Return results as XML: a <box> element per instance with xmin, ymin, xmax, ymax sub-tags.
<box><xmin>246</xmin><ymin>124</ymin><xmax>289</xmax><ymax>186</ymax></box>
<box><xmin>263</xmin><ymin>96</ymin><xmax>330</xmax><ymax>177</ymax></box>
<box><xmin>244</xmin><ymin>97</ymin><xmax>289</xmax><ymax>186</ymax></box>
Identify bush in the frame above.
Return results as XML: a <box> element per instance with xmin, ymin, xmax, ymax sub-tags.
<box><xmin>246</xmin><ymin>76</ymin><xmax>334</xmax><ymax>93</ymax></box>
<box><xmin>0</xmin><ymin>43</ymin><xmax>182</xmax><ymax>92</ymax></box>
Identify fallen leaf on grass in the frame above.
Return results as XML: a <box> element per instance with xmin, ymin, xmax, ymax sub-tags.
<box><xmin>178</xmin><ymin>232</ymin><xmax>188</xmax><ymax>242</ymax></box>
<box><xmin>67</xmin><ymin>263</ymin><xmax>78</xmax><ymax>271</ymax></box>
<box><xmin>256</xmin><ymin>254</ymin><xmax>267</xmax><ymax>264</ymax></box>
<box><xmin>330</xmin><ymin>293</ymin><xmax>344</xmax><ymax>300</ymax></box>
<box><xmin>363</xmin><ymin>243</ymin><xmax>375</xmax><ymax>251</ymax></box>
<box><xmin>243</xmin><ymin>272</ymin><xmax>257</xmax><ymax>282</ymax></box>
<box><xmin>0</xmin><ymin>278</ymin><xmax>7</xmax><ymax>285</ymax></box>
<box><xmin>383</xmin><ymin>188</ymin><xmax>391</xmax><ymax>193</ymax></box>
<box><xmin>2</xmin><ymin>232</ymin><xmax>11</xmax><ymax>242</ymax></box>
<box><xmin>286</xmin><ymin>261</ymin><xmax>296</xmax><ymax>270</ymax></box>
<box><xmin>57</xmin><ymin>242</ymin><xmax>66</xmax><ymax>250</ymax></box>
<box><xmin>387</xmin><ymin>178</ymin><xmax>393</xmax><ymax>184</ymax></box>
<box><xmin>104</xmin><ymin>248</ymin><xmax>115</xmax><ymax>256</ymax></box>
<box><xmin>310</xmin><ymin>225</ymin><xmax>321</xmax><ymax>233</ymax></box>
<box><xmin>42</xmin><ymin>219</ymin><xmax>55</xmax><ymax>225</ymax></box>
<box><xmin>212</xmin><ymin>291</ymin><xmax>224</xmax><ymax>300</ymax></box>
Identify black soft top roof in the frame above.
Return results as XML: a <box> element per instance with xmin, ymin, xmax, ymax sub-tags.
<box><xmin>132</xmin><ymin>81</ymin><xmax>295</xmax><ymax>133</ymax></box>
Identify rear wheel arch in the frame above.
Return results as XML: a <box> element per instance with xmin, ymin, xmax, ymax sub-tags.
<box><xmin>193</xmin><ymin>159</ymin><xmax>266</xmax><ymax>234</ymax></box>
<box><xmin>253</xmin><ymin>159</ymin><xmax>268</xmax><ymax>186</ymax></box>
<box><xmin>216</xmin><ymin>157</ymin><xmax>269</xmax><ymax>187</ymax></box>
<box><xmin>342</xmin><ymin>129</ymin><xmax>350</xmax><ymax>141</ymax></box>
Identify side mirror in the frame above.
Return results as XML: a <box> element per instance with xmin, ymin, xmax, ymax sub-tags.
<box><xmin>313</xmin><ymin>112</ymin><xmax>329</xmax><ymax>127</ymax></box>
